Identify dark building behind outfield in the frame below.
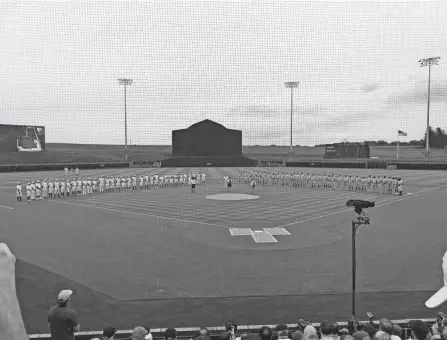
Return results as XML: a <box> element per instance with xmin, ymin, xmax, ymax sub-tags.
<box><xmin>172</xmin><ymin>120</ymin><xmax>242</xmax><ymax>157</ymax></box>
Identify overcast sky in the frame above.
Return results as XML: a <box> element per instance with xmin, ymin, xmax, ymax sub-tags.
<box><xmin>1</xmin><ymin>1</ymin><xmax>446</xmax><ymax>146</ymax></box>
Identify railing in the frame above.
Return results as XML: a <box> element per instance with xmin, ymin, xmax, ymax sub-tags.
<box><xmin>28</xmin><ymin>318</ymin><xmax>438</xmax><ymax>340</ymax></box>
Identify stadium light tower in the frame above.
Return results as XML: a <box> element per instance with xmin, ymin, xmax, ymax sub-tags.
<box><xmin>285</xmin><ymin>82</ymin><xmax>299</xmax><ymax>159</ymax></box>
<box><xmin>418</xmin><ymin>57</ymin><xmax>440</xmax><ymax>158</ymax></box>
<box><xmin>118</xmin><ymin>78</ymin><xmax>133</xmax><ymax>160</ymax></box>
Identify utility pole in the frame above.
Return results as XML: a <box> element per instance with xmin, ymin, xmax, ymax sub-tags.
<box><xmin>285</xmin><ymin>82</ymin><xmax>299</xmax><ymax>160</ymax></box>
<box><xmin>418</xmin><ymin>57</ymin><xmax>440</xmax><ymax>158</ymax></box>
<box><xmin>118</xmin><ymin>78</ymin><xmax>133</xmax><ymax>160</ymax></box>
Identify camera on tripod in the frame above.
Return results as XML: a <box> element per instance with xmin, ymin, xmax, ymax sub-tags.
<box><xmin>346</xmin><ymin>199</ymin><xmax>375</xmax><ymax>225</ymax></box>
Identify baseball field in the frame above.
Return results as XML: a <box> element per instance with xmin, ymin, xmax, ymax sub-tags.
<box><xmin>0</xmin><ymin>166</ymin><xmax>446</xmax><ymax>334</ymax></box>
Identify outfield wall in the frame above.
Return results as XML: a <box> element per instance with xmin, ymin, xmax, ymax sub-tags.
<box><xmin>28</xmin><ymin>319</ymin><xmax>437</xmax><ymax>340</ymax></box>
<box><xmin>0</xmin><ymin>162</ymin><xmax>131</xmax><ymax>172</ymax></box>
<box><xmin>285</xmin><ymin>160</ymin><xmax>447</xmax><ymax>170</ymax></box>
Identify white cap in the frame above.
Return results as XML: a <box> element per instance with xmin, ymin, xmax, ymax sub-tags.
<box><xmin>57</xmin><ymin>289</ymin><xmax>73</xmax><ymax>302</ymax></box>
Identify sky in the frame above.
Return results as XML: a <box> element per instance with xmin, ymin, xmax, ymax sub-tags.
<box><xmin>0</xmin><ymin>1</ymin><xmax>446</xmax><ymax>146</ymax></box>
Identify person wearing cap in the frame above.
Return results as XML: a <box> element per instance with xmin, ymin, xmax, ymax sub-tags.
<box><xmin>408</xmin><ymin>320</ymin><xmax>430</xmax><ymax>340</ymax></box>
<box><xmin>16</xmin><ymin>182</ymin><xmax>22</xmax><ymax>202</ymax></box>
<box><xmin>103</xmin><ymin>326</ymin><xmax>117</xmax><ymax>340</ymax></box>
<box><xmin>48</xmin><ymin>289</ymin><xmax>80</xmax><ymax>340</ymax></box>
<box><xmin>26</xmin><ymin>182</ymin><xmax>31</xmax><ymax>202</ymax></box>
<box><xmin>132</xmin><ymin>326</ymin><xmax>149</xmax><ymax>340</ymax></box>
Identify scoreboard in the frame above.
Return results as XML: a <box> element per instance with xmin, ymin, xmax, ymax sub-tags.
<box><xmin>0</xmin><ymin>124</ymin><xmax>45</xmax><ymax>152</ymax></box>
<box><xmin>324</xmin><ymin>142</ymin><xmax>370</xmax><ymax>159</ymax></box>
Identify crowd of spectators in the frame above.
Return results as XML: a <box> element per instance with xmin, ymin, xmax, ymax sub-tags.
<box><xmin>45</xmin><ymin>288</ymin><xmax>447</xmax><ymax>340</ymax></box>
<box><xmin>0</xmin><ymin>242</ymin><xmax>445</xmax><ymax>340</ymax></box>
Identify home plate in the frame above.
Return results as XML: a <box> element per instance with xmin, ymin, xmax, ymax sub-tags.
<box><xmin>206</xmin><ymin>193</ymin><xmax>259</xmax><ymax>201</ymax></box>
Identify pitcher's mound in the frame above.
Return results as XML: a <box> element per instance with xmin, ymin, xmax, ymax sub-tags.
<box><xmin>206</xmin><ymin>193</ymin><xmax>259</xmax><ymax>201</ymax></box>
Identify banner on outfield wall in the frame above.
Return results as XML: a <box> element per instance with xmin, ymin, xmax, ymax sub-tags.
<box><xmin>0</xmin><ymin>124</ymin><xmax>46</xmax><ymax>152</ymax></box>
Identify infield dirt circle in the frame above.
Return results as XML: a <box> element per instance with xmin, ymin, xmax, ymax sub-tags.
<box><xmin>206</xmin><ymin>193</ymin><xmax>259</xmax><ymax>200</ymax></box>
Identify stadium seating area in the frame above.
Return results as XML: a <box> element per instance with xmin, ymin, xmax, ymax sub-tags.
<box><xmin>30</xmin><ymin>317</ymin><xmax>444</xmax><ymax>340</ymax></box>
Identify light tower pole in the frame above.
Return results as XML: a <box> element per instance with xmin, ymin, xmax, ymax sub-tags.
<box><xmin>285</xmin><ymin>82</ymin><xmax>299</xmax><ymax>160</ymax></box>
<box><xmin>418</xmin><ymin>57</ymin><xmax>440</xmax><ymax>158</ymax></box>
<box><xmin>118</xmin><ymin>78</ymin><xmax>133</xmax><ymax>160</ymax></box>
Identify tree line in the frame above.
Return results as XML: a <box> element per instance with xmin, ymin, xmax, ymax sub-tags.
<box><xmin>316</xmin><ymin>126</ymin><xmax>447</xmax><ymax>148</ymax></box>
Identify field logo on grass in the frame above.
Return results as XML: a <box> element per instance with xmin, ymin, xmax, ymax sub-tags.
<box><xmin>229</xmin><ymin>227</ymin><xmax>290</xmax><ymax>243</ymax></box>
<box><xmin>426</xmin><ymin>250</ymin><xmax>447</xmax><ymax>308</ymax></box>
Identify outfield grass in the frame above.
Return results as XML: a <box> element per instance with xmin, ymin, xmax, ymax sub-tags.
<box><xmin>0</xmin><ymin>167</ymin><xmax>446</xmax><ymax>334</ymax></box>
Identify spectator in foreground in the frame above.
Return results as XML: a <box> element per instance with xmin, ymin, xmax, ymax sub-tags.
<box><xmin>363</xmin><ymin>324</ymin><xmax>377</xmax><ymax>339</ymax></box>
<box><xmin>260</xmin><ymin>326</ymin><xmax>273</xmax><ymax>340</ymax></box>
<box><xmin>321</xmin><ymin>321</ymin><xmax>340</xmax><ymax>340</ymax></box>
<box><xmin>391</xmin><ymin>324</ymin><xmax>402</xmax><ymax>340</ymax></box>
<box><xmin>103</xmin><ymin>326</ymin><xmax>117</xmax><ymax>340</ymax></box>
<box><xmin>221</xmin><ymin>332</ymin><xmax>233</xmax><ymax>340</ymax></box>
<box><xmin>276</xmin><ymin>324</ymin><xmax>290</xmax><ymax>340</ymax></box>
<box><xmin>0</xmin><ymin>243</ymin><xmax>28</xmax><ymax>340</ymax></box>
<box><xmin>303</xmin><ymin>325</ymin><xmax>318</xmax><ymax>340</ymax></box>
<box><xmin>292</xmin><ymin>330</ymin><xmax>303</xmax><ymax>340</ymax></box>
<box><xmin>352</xmin><ymin>328</ymin><xmax>371</xmax><ymax>340</ymax></box>
<box><xmin>408</xmin><ymin>320</ymin><xmax>430</xmax><ymax>340</ymax></box>
<box><xmin>373</xmin><ymin>332</ymin><xmax>391</xmax><ymax>340</ymax></box>
<box><xmin>433</xmin><ymin>313</ymin><xmax>447</xmax><ymax>336</ymax></box>
<box><xmin>48</xmin><ymin>289</ymin><xmax>80</xmax><ymax>340</ymax></box>
<box><xmin>132</xmin><ymin>326</ymin><xmax>149</xmax><ymax>340</ymax></box>
<box><xmin>165</xmin><ymin>328</ymin><xmax>178</xmax><ymax>340</ymax></box>
<box><xmin>145</xmin><ymin>327</ymin><xmax>153</xmax><ymax>340</ymax></box>
<box><xmin>376</xmin><ymin>319</ymin><xmax>393</xmax><ymax>336</ymax></box>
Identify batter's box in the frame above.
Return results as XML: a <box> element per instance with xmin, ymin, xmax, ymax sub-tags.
<box><xmin>230</xmin><ymin>228</ymin><xmax>254</xmax><ymax>236</ymax></box>
<box><xmin>252</xmin><ymin>230</ymin><xmax>278</xmax><ymax>243</ymax></box>
<box><xmin>263</xmin><ymin>227</ymin><xmax>290</xmax><ymax>236</ymax></box>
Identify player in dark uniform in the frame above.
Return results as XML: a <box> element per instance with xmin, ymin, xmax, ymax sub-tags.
<box><xmin>227</xmin><ymin>177</ymin><xmax>232</xmax><ymax>192</ymax></box>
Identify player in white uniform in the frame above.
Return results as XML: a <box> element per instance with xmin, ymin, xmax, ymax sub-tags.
<box><xmin>104</xmin><ymin>177</ymin><xmax>109</xmax><ymax>192</ymax></box>
<box><xmin>66</xmin><ymin>179</ymin><xmax>71</xmax><ymax>197</ymax></box>
<box><xmin>60</xmin><ymin>179</ymin><xmax>65</xmax><ymax>197</ymax></box>
<box><xmin>55</xmin><ymin>179</ymin><xmax>61</xmax><ymax>198</ymax></box>
<box><xmin>191</xmin><ymin>176</ymin><xmax>196</xmax><ymax>193</ymax></box>
<box><xmin>26</xmin><ymin>182</ymin><xmax>31</xmax><ymax>202</ymax></box>
<box><xmin>76</xmin><ymin>178</ymin><xmax>81</xmax><ymax>195</ymax></box>
<box><xmin>42</xmin><ymin>179</ymin><xmax>48</xmax><ymax>199</ymax></box>
<box><xmin>75</xmin><ymin>167</ymin><xmax>79</xmax><ymax>176</ymax></box>
<box><xmin>201</xmin><ymin>173</ymin><xmax>206</xmax><ymax>184</ymax></box>
<box><xmin>36</xmin><ymin>180</ymin><xmax>42</xmax><ymax>199</ymax></box>
<box><xmin>139</xmin><ymin>175</ymin><xmax>144</xmax><ymax>190</ymax></box>
<box><xmin>64</xmin><ymin>167</ymin><xmax>68</xmax><ymax>177</ymax></box>
<box><xmin>150</xmin><ymin>175</ymin><xmax>154</xmax><ymax>188</ymax></box>
<box><xmin>144</xmin><ymin>174</ymin><xmax>149</xmax><ymax>189</ymax></box>
<box><xmin>132</xmin><ymin>175</ymin><xmax>137</xmax><ymax>190</ymax></box>
<box><xmin>71</xmin><ymin>179</ymin><xmax>76</xmax><ymax>196</ymax></box>
<box><xmin>16</xmin><ymin>182</ymin><xmax>22</xmax><ymax>202</ymax></box>
<box><xmin>30</xmin><ymin>181</ymin><xmax>36</xmax><ymax>200</ymax></box>
<box><xmin>48</xmin><ymin>180</ymin><xmax>54</xmax><ymax>198</ymax></box>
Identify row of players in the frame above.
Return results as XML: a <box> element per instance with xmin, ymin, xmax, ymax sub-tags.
<box><xmin>15</xmin><ymin>173</ymin><xmax>207</xmax><ymax>201</ymax></box>
<box><xmin>239</xmin><ymin>172</ymin><xmax>404</xmax><ymax>195</ymax></box>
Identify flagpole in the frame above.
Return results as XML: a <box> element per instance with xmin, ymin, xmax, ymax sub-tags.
<box><xmin>397</xmin><ymin>133</ymin><xmax>399</xmax><ymax>159</ymax></box>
